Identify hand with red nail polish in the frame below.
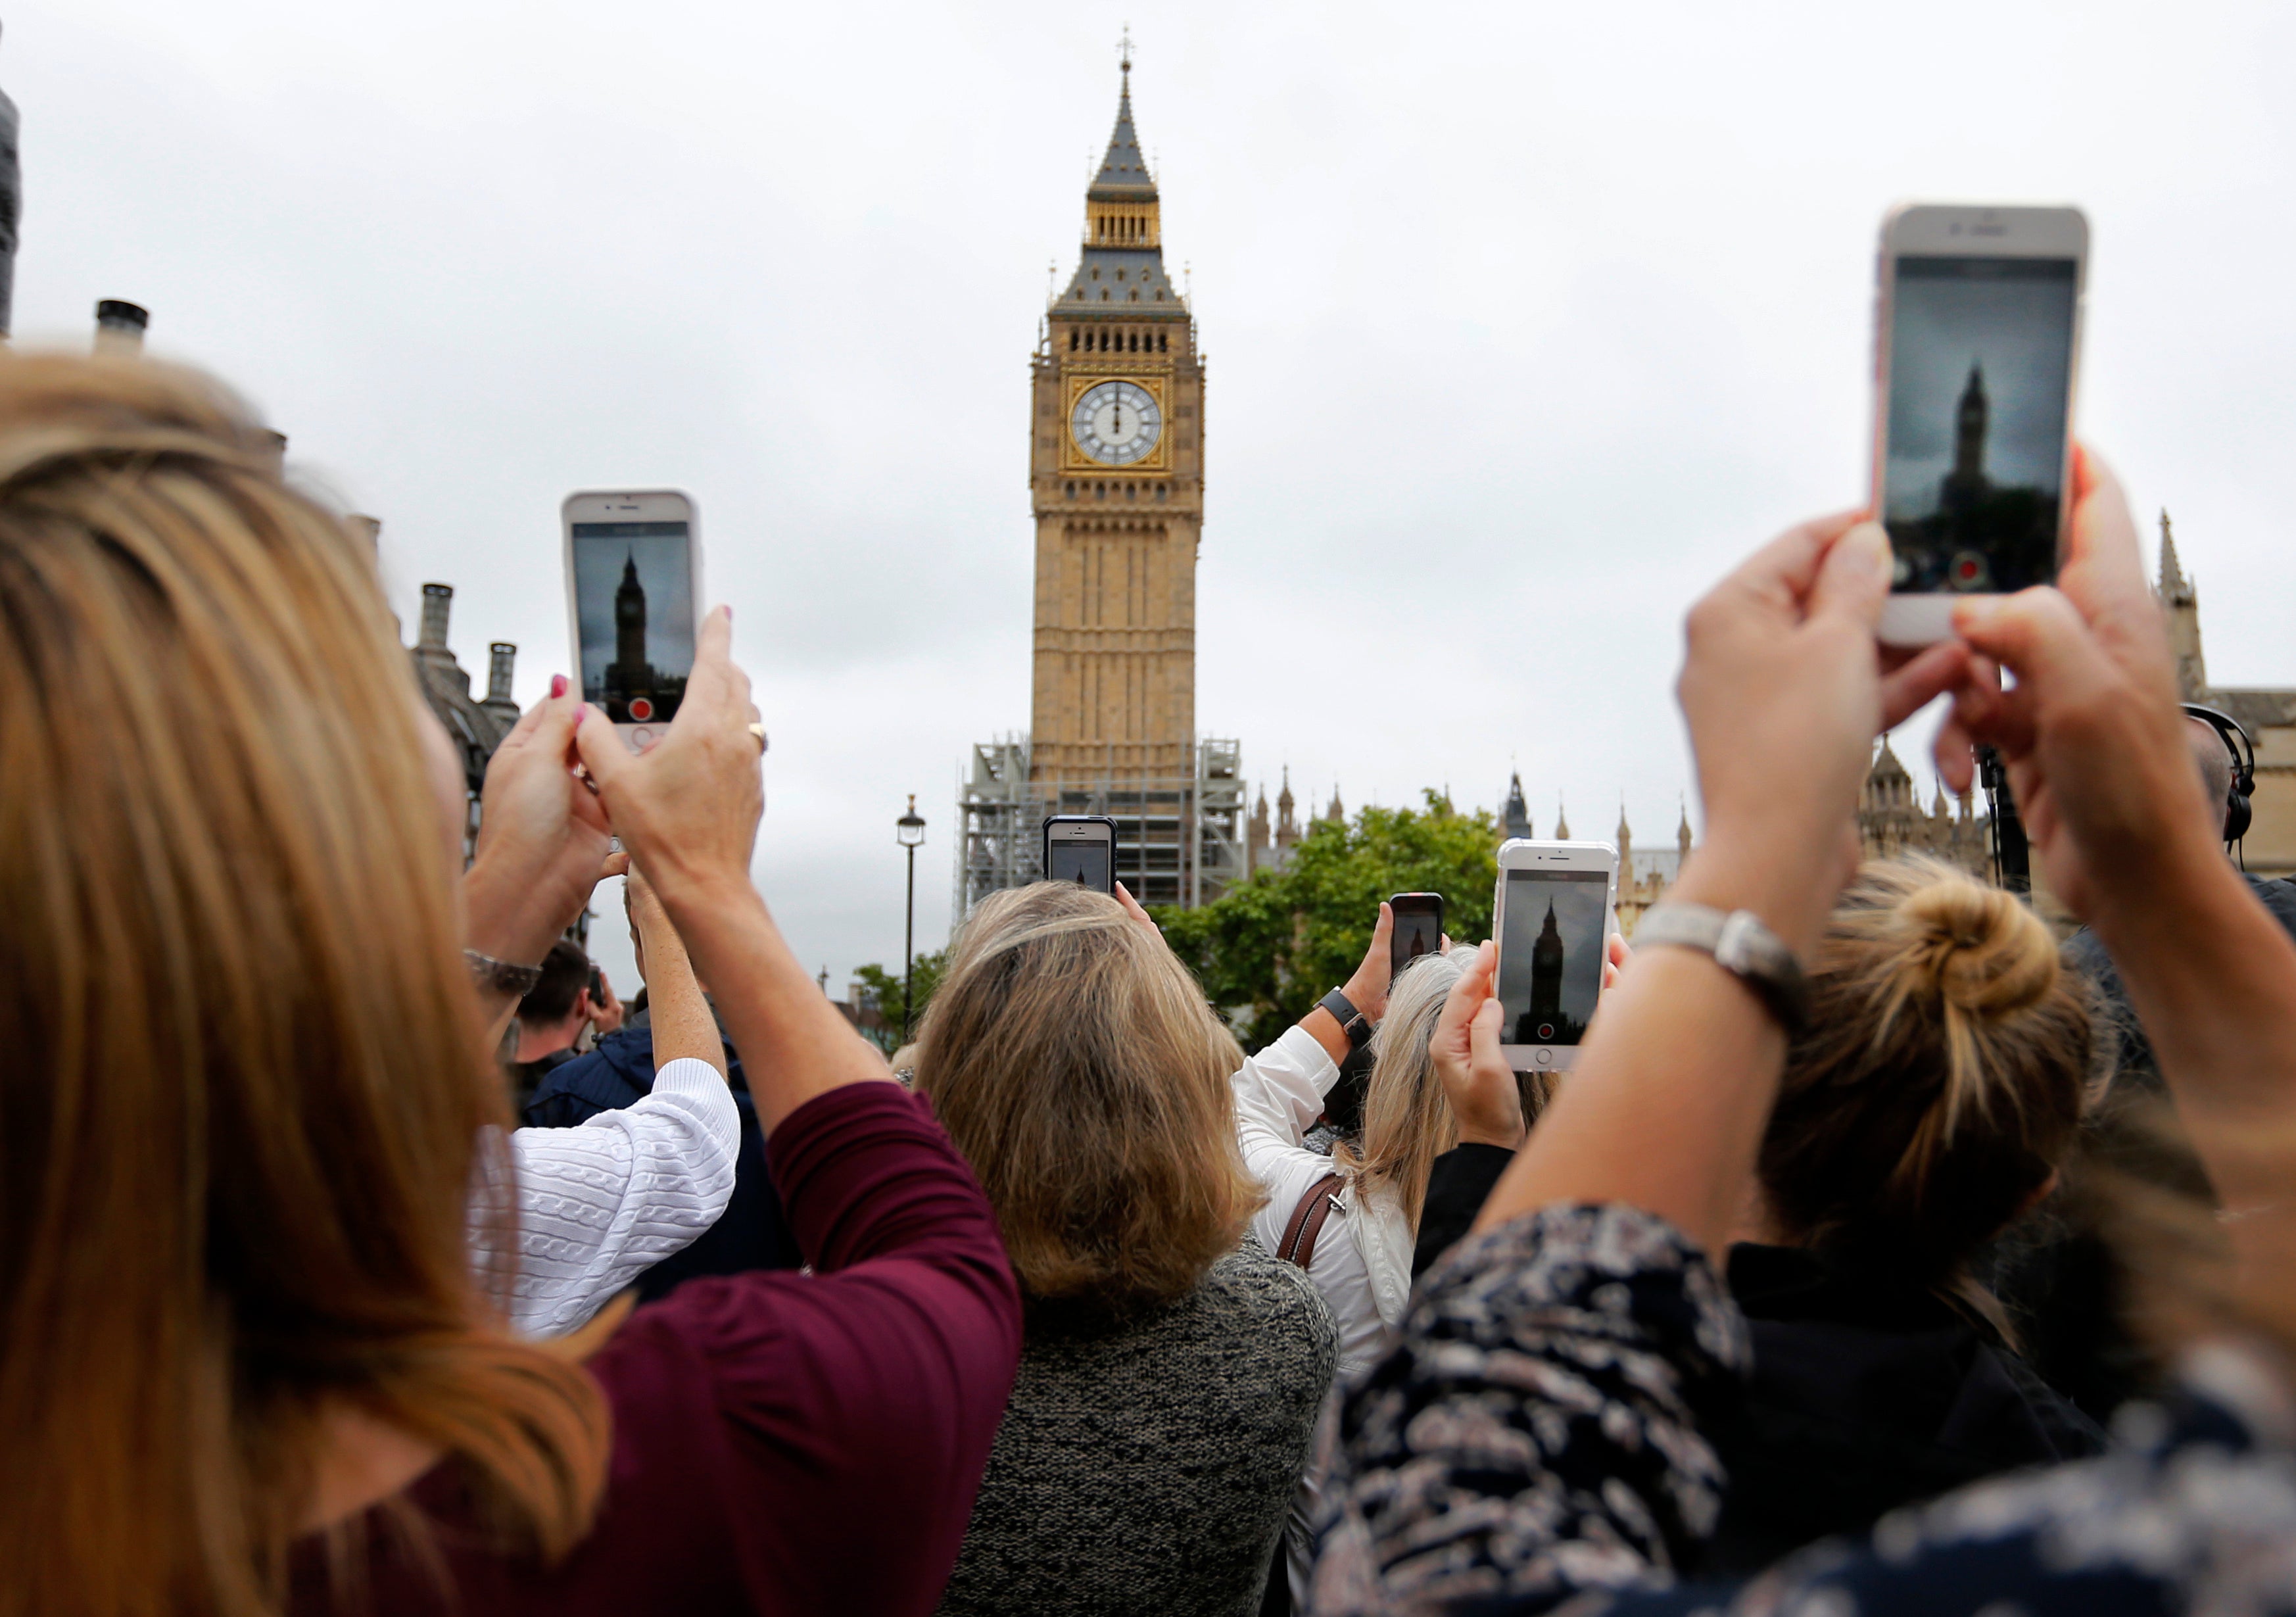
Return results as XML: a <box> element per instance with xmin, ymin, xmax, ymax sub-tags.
<box><xmin>462</xmin><ymin>667</ymin><xmax>612</xmax><ymax>971</ymax></box>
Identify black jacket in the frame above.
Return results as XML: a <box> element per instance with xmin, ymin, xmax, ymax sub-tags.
<box><xmin>1699</xmin><ymin>1243</ymin><xmax>2107</xmax><ymax>1575</ymax></box>
<box><xmin>1413</xmin><ymin>1143</ymin><xmax>1516</xmax><ymax>1277</ymax></box>
<box><xmin>523</xmin><ymin>1010</ymin><xmax>803</xmax><ymax>1299</ymax></box>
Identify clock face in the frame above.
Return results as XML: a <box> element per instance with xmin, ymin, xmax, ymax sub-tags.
<box><xmin>1070</xmin><ymin>379</ymin><xmax>1162</xmax><ymax>466</ymax></box>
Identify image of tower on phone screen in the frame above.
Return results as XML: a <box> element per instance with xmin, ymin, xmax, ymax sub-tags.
<box><xmin>1882</xmin><ymin>256</ymin><xmax>2077</xmax><ymax>595</ymax></box>
<box><xmin>1496</xmin><ymin>870</ymin><xmax>1606</xmax><ymax>1046</ymax></box>
<box><xmin>572</xmin><ymin>522</ymin><xmax>694</xmax><ymax>724</ymax></box>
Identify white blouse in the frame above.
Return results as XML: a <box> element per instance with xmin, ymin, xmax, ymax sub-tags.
<box><xmin>1232</xmin><ymin>1024</ymin><xmax>1422</xmax><ymax>1605</ymax></box>
<box><xmin>1230</xmin><ymin>1025</ymin><xmax>1416</xmax><ymax>1380</ymax></box>
<box><xmin>485</xmin><ymin>1056</ymin><xmax>742</xmax><ymax>1337</ymax></box>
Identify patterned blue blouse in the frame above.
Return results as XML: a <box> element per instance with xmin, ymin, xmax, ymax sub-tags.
<box><xmin>1306</xmin><ymin>1202</ymin><xmax>2296</xmax><ymax>1616</ymax></box>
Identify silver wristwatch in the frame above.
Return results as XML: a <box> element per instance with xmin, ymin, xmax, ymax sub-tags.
<box><xmin>1633</xmin><ymin>903</ymin><xmax>1809</xmax><ymax>1034</ymax></box>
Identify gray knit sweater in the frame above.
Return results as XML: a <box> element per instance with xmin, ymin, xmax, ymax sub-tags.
<box><xmin>936</xmin><ymin>1242</ymin><xmax>1339</xmax><ymax>1617</ymax></box>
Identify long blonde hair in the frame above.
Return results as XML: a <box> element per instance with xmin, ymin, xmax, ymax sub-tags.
<box><xmin>0</xmin><ymin>354</ymin><xmax>608</xmax><ymax>1616</ymax></box>
<box><xmin>1759</xmin><ymin>859</ymin><xmax>2094</xmax><ymax>1305</ymax></box>
<box><xmin>1335</xmin><ymin>946</ymin><xmax>1555</xmax><ymax>1234</ymax></box>
<box><xmin>915</xmin><ymin>882</ymin><xmax>1262</xmax><ymax>1316</ymax></box>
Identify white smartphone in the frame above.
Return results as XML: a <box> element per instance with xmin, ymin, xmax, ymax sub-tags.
<box><xmin>562</xmin><ymin>490</ymin><xmax>702</xmax><ymax>754</ymax></box>
<box><xmin>1871</xmin><ymin>204</ymin><xmax>2088</xmax><ymax>646</ymax></box>
<box><xmin>1492</xmin><ymin>839</ymin><xmax>1619</xmax><ymax>1074</ymax></box>
<box><xmin>1042</xmin><ymin>815</ymin><xmax>1118</xmax><ymax>895</ymax></box>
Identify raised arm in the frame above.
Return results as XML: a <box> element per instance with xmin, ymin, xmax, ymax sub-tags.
<box><xmin>1946</xmin><ymin>452</ymin><xmax>2296</xmax><ymax>1284</ymax></box>
<box><xmin>460</xmin><ymin>675</ymin><xmax>615</xmax><ymax>1050</ymax></box>
<box><xmin>616</xmin><ymin>857</ymin><xmax>724</xmax><ymax>1082</ymax></box>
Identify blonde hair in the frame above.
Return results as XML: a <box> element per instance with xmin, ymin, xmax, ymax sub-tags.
<box><xmin>915</xmin><ymin>882</ymin><xmax>1262</xmax><ymax>1316</ymax></box>
<box><xmin>0</xmin><ymin>354</ymin><xmax>608</xmax><ymax>1616</ymax></box>
<box><xmin>1338</xmin><ymin>946</ymin><xmax>1556</xmax><ymax>1233</ymax></box>
<box><xmin>1759</xmin><ymin>858</ymin><xmax>2094</xmax><ymax>1301</ymax></box>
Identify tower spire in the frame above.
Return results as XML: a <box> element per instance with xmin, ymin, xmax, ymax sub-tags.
<box><xmin>2159</xmin><ymin>509</ymin><xmax>2193</xmax><ymax>604</ymax></box>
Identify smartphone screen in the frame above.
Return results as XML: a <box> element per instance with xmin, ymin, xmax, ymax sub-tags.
<box><xmin>1047</xmin><ymin>839</ymin><xmax>1112</xmax><ymax>892</ymax></box>
<box><xmin>1390</xmin><ymin>897</ymin><xmax>1443</xmax><ymax>978</ymax></box>
<box><xmin>1882</xmin><ymin>254</ymin><xmax>2078</xmax><ymax>596</ymax></box>
<box><xmin>571</xmin><ymin>519</ymin><xmax>696</xmax><ymax>724</ymax></box>
<box><xmin>1495</xmin><ymin>869</ymin><xmax>1608</xmax><ymax>1046</ymax></box>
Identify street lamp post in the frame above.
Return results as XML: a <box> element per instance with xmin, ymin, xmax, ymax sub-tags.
<box><xmin>896</xmin><ymin>795</ymin><xmax>926</xmax><ymax>1042</ymax></box>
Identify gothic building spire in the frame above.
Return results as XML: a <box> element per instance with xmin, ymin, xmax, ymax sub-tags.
<box><xmin>1089</xmin><ymin>52</ymin><xmax>1155</xmax><ymax>203</ymax></box>
<box><xmin>2159</xmin><ymin>510</ymin><xmax>2195</xmax><ymax>606</ymax></box>
<box><xmin>1503</xmin><ymin>771</ymin><xmax>1532</xmax><ymax>842</ymax></box>
<box><xmin>1052</xmin><ymin>50</ymin><xmax>1179</xmax><ymax>310</ymax></box>
<box><xmin>2158</xmin><ymin>509</ymin><xmax>2208</xmax><ymax>698</ymax></box>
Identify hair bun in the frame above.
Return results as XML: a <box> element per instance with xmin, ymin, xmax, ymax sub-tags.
<box><xmin>1896</xmin><ymin>876</ymin><xmax>2058</xmax><ymax>1018</ymax></box>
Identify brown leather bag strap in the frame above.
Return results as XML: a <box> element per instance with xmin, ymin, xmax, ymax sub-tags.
<box><xmin>1278</xmin><ymin>1172</ymin><xmax>1345</xmax><ymax>1269</ymax></box>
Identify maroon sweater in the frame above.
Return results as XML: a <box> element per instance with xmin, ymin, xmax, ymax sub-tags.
<box><xmin>291</xmin><ymin>1082</ymin><xmax>1022</xmax><ymax>1616</ymax></box>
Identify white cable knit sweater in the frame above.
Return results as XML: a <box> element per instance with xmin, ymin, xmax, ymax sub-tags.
<box><xmin>489</xmin><ymin>1056</ymin><xmax>741</xmax><ymax>1337</ymax></box>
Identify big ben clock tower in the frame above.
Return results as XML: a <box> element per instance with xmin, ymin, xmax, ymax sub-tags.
<box><xmin>1027</xmin><ymin>51</ymin><xmax>1219</xmax><ymax>899</ymax></box>
<box><xmin>961</xmin><ymin>46</ymin><xmax>1239</xmax><ymax>911</ymax></box>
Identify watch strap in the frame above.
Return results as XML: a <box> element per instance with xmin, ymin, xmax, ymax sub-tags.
<box><xmin>1633</xmin><ymin>903</ymin><xmax>1809</xmax><ymax>1034</ymax></box>
<box><xmin>1317</xmin><ymin>988</ymin><xmax>1373</xmax><ymax>1052</ymax></box>
<box><xmin>465</xmin><ymin>948</ymin><xmax>544</xmax><ymax>1000</ymax></box>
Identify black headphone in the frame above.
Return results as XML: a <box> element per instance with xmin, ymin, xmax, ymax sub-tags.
<box><xmin>2182</xmin><ymin>703</ymin><xmax>2255</xmax><ymax>847</ymax></box>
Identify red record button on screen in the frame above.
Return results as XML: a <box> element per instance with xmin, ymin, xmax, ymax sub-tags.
<box><xmin>628</xmin><ymin>698</ymin><xmax>654</xmax><ymax>721</ymax></box>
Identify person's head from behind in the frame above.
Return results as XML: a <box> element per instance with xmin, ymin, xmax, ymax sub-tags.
<box><xmin>915</xmin><ymin>881</ymin><xmax>1260</xmax><ymax>1318</ymax></box>
<box><xmin>2185</xmin><ymin>712</ymin><xmax>2236</xmax><ymax>841</ymax></box>
<box><xmin>1758</xmin><ymin>857</ymin><xmax>2093</xmax><ymax>1301</ymax></box>
<box><xmin>0</xmin><ymin>354</ymin><xmax>604</xmax><ymax>1610</ymax></box>
<box><xmin>1343</xmin><ymin>946</ymin><xmax>1550</xmax><ymax>1232</ymax></box>
<box><xmin>517</xmin><ymin>938</ymin><xmax>597</xmax><ymax>1051</ymax></box>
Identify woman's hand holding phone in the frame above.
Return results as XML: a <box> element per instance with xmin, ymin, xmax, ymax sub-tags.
<box><xmin>1937</xmin><ymin>451</ymin><xmax>2215</xmax><ymax>929</ymax></box>
<box><xmin>573</xmin><ymin>606</ymin><xmax>763</xmax><ymax>913</ymax></box>
<box><xmin>1600</xmin><ymin>934</ymin><xmax>1630</xmax><ymax>992</ymax></box>
<box><xmin>1342</xmin><ymin>902</ymin><xmax>1397</xmax><ymax>1023</ymax></box>
<box><xmin>1674</xmin><ymin>515</ymin><xmax>1965</xmax><ymax>954</ymax></box>
<box><xmin>464</xmin><ymin>673</ymin><xmax>615</xmax><ymax>969</ymax></box>
<box><xmin>1431</xmin><ymin>942</ymin><xmax>1525</xmax><ymax>1151</ymax></box>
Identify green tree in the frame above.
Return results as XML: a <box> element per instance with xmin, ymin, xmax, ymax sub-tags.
<box><xmin>851</xmin><ymin>947</ymin><xmax>948</xmax><ymax>1053</ymax></box>
<box><xmin>1155</xmin><ymin>791</ymin><xmax>1499</xmax><ymax>1044</ymax></box>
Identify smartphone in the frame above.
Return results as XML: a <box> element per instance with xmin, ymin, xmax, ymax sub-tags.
<box><xmin>1389</xmin><ymin>893</ymin><xmax>1445</xmax><ymax>979</ymax></box>
<box><xmin>1043</xmin><ymin>815</ymin><xmax>1118</xmax><ymax>896</ymax></box>
<box><xmin>1491</xmin><ymin>840</ymin><xmax>1619</xmax><ymax>1074</ymax></box>
<box><xmin>563</xmin><ymin>490</ymin><xmax>702</xmax><ymax>753</ymax></box>
<box><xmin>1872</xmin><ymin>205</ymin><xmax>2088</xmax><ymax>645</ymax></box>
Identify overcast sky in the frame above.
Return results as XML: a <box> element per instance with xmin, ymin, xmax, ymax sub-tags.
<box><xmin>12</xmin><ymin>0</ymin><xmax>2295</xmax><ymax>998</ymax></box>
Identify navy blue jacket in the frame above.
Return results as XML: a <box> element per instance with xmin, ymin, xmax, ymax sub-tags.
<box><xmin>523</xmin><ymin>1011</ymin><xmax>804</xmax><ymax>1299</ymax></box>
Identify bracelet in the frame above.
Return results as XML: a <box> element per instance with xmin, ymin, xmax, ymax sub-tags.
<box><xmin>1633</xmin><ymin>903</ymin><xmax>1809</xmax><ymax>1035</ymax></box>
<box><xmin>1317</xmin><ymin>988</ymin><xmax>1374</xmax><ymax>1053</ymax></box>
<box><xmin>464</xmin><ymin>948</ymin><xmax>544</xmax><ymax>999</ymax></box>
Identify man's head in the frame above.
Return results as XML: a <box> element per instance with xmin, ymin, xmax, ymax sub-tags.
<box><xmin>2187</xmin><ymin>714</ymin><xmax>2237</xmax><ymax>840</ymax></box>
<box><xmin>515</xmin><ymin>939</ymin><xmax>596</xmax><ymax>1052</ymax></box>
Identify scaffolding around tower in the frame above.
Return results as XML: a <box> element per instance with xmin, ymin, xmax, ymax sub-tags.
<box><xmin>957</xmin><ymin>735</ymin><xmax>1247</xmax><ymax>917</ymax></box>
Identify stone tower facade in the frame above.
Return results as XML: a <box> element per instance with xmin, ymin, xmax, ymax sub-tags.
<box><xmin>959</xmin><ymin>49</ymin><xmax>1242</xmax><ymax>912</ymax></box>
<box><xmin>1029</xmin><ymin>55</ymin><xmax>1204</xmax><ymax>795</ymax></box>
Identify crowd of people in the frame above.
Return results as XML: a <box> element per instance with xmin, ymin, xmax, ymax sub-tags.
<box><xmin>6</xmin><ymin>350</ymin><xmax>2296</xmax><ymax>1617</ymax></box>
